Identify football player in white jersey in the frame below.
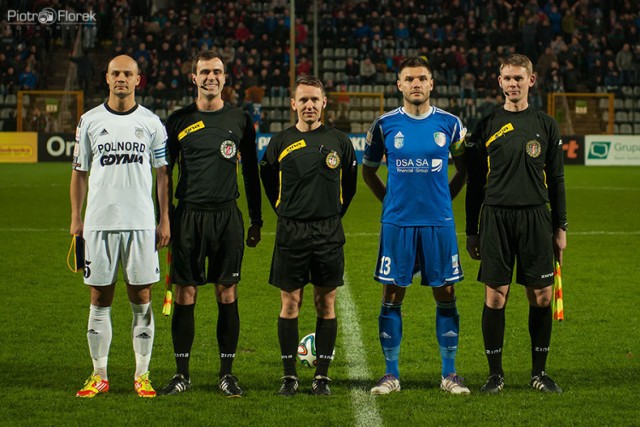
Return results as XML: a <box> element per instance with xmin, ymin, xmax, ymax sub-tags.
<box><xmin>70</xmin><ymin>55</ymin><xmax>170</xmax><ymax>398</ymax></box>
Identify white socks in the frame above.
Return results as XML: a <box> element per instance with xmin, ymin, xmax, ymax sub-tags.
<box><xmin>131</xmin><ymin>301</ymin><xmax>154</xmax><ymax>379</ymax></box>
<box><xmin>87</xmin><ymin>304</ymin><xmax>112</xmax><ymax>379</ymax></box>
<box><xmin>87</xmin><ymin>302</ymin><xmax>155</xmax><ymax>380</ymax></box>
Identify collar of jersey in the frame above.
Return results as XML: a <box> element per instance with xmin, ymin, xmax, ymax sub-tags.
<box><xmin>401</xmin><ymin>106</ymin><xmax>434</xmax><ymax>120</ymax></box>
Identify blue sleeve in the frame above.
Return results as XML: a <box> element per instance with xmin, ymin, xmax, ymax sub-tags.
<box><xmin>363</xmin><ymin>118</ymin><xmax>384</xmax><ymax>166</ymax></box>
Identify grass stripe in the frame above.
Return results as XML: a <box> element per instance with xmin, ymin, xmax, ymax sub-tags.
<box><xmin>338</xmin><ymin>274</ymin><xmax>382</xmax><ymax>427</ymax></box>
<box><xmin>2</xmin><ymin>228</ymin><xmax>640</xmax><ymax>236</ymax></box>
<box><xmin>568</xmin><ymin>186</ymin><xmax>640</xmax><ymax>191</ymax></box>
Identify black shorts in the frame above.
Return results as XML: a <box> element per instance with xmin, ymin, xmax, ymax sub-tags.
<box><xmin>171</xmin><ymin>201</ymin><xmax>244</xmax><ymax>286</ymax></box>
<box><xmin>269</xmin><ymin>216</ymin><xmax>345</xmax><ymax>290</ymax></box>
<box><xmin>478</xmin><ymin>205</ymin><xmax>554</xmax><ymax>287</ymax></box>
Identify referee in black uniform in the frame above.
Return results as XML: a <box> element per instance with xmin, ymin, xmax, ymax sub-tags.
<box><xmin>159</xmin><ymin>50</ymin><xmax>262</xmax><ymax>397</ymax></box>
<box><xmin>260</xmin><ymin>76</ymin><xmax>357</xmax><ymax>396</ymax></box>
<box><xmin>465</xmin><ymin>54</ymin><xmax>567</xmax><ymax>394</ymax></box>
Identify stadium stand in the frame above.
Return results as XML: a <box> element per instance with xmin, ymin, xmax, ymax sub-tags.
<box><xmin>1</xmin><ymin>1</ymin><xmax>639</xmax><ymax>133</ymax></box>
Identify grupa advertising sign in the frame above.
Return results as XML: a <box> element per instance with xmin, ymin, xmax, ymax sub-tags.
<box><xmin>585</xmin><ymin>136</ymin><xmax>640</xmax><ymax>166</ymax></box>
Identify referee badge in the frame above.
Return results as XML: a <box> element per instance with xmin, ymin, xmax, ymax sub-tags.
<box><xmin>220</xmin><ymin>140</ymin><xmax>237</xmax><ymax>159</ymax></box>
<box><xmin>325</xmin><ymin>151</ymin><xmax>341</xmax><ymax>169</ymax></box>
<box><xmin>526</xmin><ymin>140</ymin><xmax>541</xmax><ymax>158</ymax></box>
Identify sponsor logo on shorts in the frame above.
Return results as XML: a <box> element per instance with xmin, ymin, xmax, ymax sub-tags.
<box><xmin>541</xmin><ymin>272</ymin><xmax>554</xmax><ymax>279</ymax></box>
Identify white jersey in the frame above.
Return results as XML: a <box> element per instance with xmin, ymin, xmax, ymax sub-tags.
<box><xmin>73</xmin><ymin>103</ymin><xmax>168</xmax><ymax>231</ymax></box>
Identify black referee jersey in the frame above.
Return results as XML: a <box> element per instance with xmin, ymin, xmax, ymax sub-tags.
<box><xmin>166</xmin><ymin>103</ymin><xmax>262</xmax><ymax>225</ymax></box>
<box><xmin>465</xmin><ymin>106</ymin><xmax>567</xmax><ymax>234</ymax></box>
<box><xmin>260</xmin><ymin>124</ymin><xmax>357</xmax><ymax>220</ymax></box>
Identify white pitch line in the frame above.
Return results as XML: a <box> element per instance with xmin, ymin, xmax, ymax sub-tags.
<box><xmin>337</xmin><ymin>274</ymin><xmax>382</xmax><ymax>427</ymax></box>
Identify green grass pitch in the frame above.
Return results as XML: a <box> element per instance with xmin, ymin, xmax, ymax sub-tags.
<box><xmin>0</xmin><ymin>163</ymin><xmax>638</xmax><ymax>426</ymax></box>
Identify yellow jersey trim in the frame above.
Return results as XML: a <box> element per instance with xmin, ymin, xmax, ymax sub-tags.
<box><xmin>278</xmin><ymin>140</ymin><xmax>307</xmax><ymax>162</ymax></box>
<box><xmin>485</xmin><ymin>123</ymin><xmax>514</xmax><ymax>147</ymax></box>
<box><xmin>275</xmin><ymin>170</ymin><xmax>283</xmax><ymax>208</ymax></box>
<box><xmin>178</xmin><ymin>120</ymin><xmax>205</xmax><ymax>141</ymax></box>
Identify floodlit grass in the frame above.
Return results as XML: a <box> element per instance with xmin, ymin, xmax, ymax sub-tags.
<box><xmin>0</xmin><ymin>163</ymin><xmax>638</xmax><ymax>426</ymax></box>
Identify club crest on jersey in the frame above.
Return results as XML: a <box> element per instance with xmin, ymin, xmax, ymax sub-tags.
<box><xmin>434</xmin><ymin>132</ymin><xmax>446</xmax><ymax>147</ymax></box>
<box><xmin>326</xmin><ymin>151</ymin><xmax>340</xmax><ymax>169</ymax></box>
<box><xmin>220</xmin><ymin>140</ymin><xmax>237</xmax><ymax>159</ymax></box>
<box><xmin>394</xmin><ymin>131</ymin><xmax>404</xmax><ymax>149</ymax></box>
<box><xmin>526</xmin><ymin>140</ymin><xmax>541</xmax><ymax>158</ymax></box>
<box><xmin>135</xmin><ymin>127</ymin><xmax>144</xmax><ymax>139</ymax></box>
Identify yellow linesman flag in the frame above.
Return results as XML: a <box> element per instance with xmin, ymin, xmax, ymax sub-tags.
<box><xmin>162</xmin><ymin>247</ymin><xmax>173</xmax><ymax>317</ymax></box>
<box><xmin>553</xmin><ymin>261</ymin><xmax>564</xmax><ymax>321</ymax></box>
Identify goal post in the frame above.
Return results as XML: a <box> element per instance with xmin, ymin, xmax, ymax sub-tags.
<box><xmin>547</xmin><ymin>92</ymin><xmax>614</xmax><ymax>135</ymax></box>
<box><xmin>17</xmin><ymin>90</ymin><xmax>84</xmax><ymax>133</ymax></box>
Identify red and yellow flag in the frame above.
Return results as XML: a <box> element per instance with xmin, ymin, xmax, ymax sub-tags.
<box><xmin>553</xmin><ymin>261</ymin><xmax>564</xmax><ymax>321</ymax></box>
<box><xmin>162</xmin><ymin>246</ymin><xmax>173</xmax><ymax>317</ymax></box>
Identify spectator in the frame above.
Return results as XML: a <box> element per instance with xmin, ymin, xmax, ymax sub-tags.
<box><xmin>460</xmin><ymin>97</ymin><xmax>479</xmax><ymax>129</ymax></box>
<box><xmin>29</xmin><ymin>106</ymin><xmax>49</xmax><ymax>132</ymax></box>
<box><xmin>296</xmin><ymin>56</ymin><xmax>312</xmax><ymax>77</ymax></box>
<box><xmin>235</xmin><ymin>22</ymin><xmax>252</xmax><ymax>44</ymax></box>
<box><xmin>294</xmin><ymin>18</ymin><xmax>309</xmax><ymax>46</ymax></box>
<box><xmin>360</xmin><ymin>57</ymin><xmax>377</xmax><ymax>85</ymax></box>
<box><xmin>603</xmin><ymin>60</ymin><xmax>623</xmax><ymax>90</ymax></box>
<box><xmin>459</xmin><ymin>72</ymin><xmax>477</xmax><ymax>101</ymax></box>
<box><xmin>615</xmin><ymin>43</ymin><xmax>633</xmax><ymax>84</ymax></box>
<box><xmin>394</xmin><ymin>22</ymin><xmax>410</xmax><ymax>50</ymax></box>
<box><xmin>562</xmin><ymin>60</ymin><xmax>579</xmax><ymax>92</ymax></box>
<box><xmin>345</xmin><ymin>57</ymin><xmax>360</xmax><ymax>84</ymax></box>
<box><xmin>18</xmin><ymin>64</ymin><xmax>38</xmax><ymax>90</ymax></box>
<box><xmin>1</xmin><ymin>66</ymin><xmax>18</xmax><ymax>94</ymax></box>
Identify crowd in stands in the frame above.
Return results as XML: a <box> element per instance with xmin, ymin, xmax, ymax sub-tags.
<box><xmin>1</xmin><ymin>0</ymin><xmax>639</xmax><ymax>132</ymax></box>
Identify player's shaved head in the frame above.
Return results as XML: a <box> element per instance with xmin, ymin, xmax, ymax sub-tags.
<box><xmin>108</xmin><ymin>55</ymin><xmax>139</xmax><ymax>75</ymax></box>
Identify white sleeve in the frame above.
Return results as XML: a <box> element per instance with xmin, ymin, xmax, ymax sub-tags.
<box><xmin>73</xmin><ymin>116</ymin><xmax>92</xmax><ymax>171</ymax></box>
<box><xmin>150</xmin><ymin>116</ymin><xmax>168</xmax><ymax>168</ymax></box>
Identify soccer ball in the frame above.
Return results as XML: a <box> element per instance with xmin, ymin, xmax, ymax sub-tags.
<box><xmin>297</xmin><ymin>333</ymin><xmax>335</xmax><ymax>368</ymax></box>
<box><xmin>297</xmin><ymin>333</ymin><xmax>318</xmax><ymax>368</ymax></box>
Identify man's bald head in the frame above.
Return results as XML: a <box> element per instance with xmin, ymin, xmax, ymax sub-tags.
<box><xmin>107</xmin><ymin>55</ymin><xmax>139</xmax><ymax>75</ymax></box>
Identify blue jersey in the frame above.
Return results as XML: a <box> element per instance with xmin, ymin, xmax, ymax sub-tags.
<box><xmin>363</xmin><ymin>106</ymin><xmax>466</xmax><ymax>227</ymax></box>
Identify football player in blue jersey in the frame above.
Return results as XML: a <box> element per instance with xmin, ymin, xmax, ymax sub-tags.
<box><xmin>362</xmin><ymin>56</ymin><xmax>470</xmax><ymax>395</ymax></box>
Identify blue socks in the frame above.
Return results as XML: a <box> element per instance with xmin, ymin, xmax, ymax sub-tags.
<box><xmin>379</xmin><ymin>302</ymin><xmax>403</xmax><ymax>378</ymax></box>
<box><xmin>436</xmin><ymin>299</ymin><xmax>459</xmax><ymax>377</ymax></box>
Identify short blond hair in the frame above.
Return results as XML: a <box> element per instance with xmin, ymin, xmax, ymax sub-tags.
<box><xmin>500</xmin><ymin>54</ymin><xmax>533</xmax><ymax>75</ymax></box>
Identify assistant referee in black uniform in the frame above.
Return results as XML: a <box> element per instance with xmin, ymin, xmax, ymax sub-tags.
<box><xmin>465</xmin><ymin>54</ymin><xmax>567</xmax><ymax>394</ymax></box>
<box><xmin>260</xmin><ymin>76</ymin><xmax>357</xmax><ymax>396</ymax></box>
<box><xmin>159</xmin><ymin>50</ymin><xmax>262</xmax><ymax>397</ymax></box>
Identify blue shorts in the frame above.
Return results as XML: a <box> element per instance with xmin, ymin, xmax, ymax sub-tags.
<box><xmin>374</xmin><ymin>223</ymin><xmax>463</xmax><ymax>287</ymax></box>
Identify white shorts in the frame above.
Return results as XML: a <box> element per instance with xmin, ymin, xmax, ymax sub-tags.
<box><xmin>83</xmin><ymin>230</ymin><xmax>160</xmax><ymax>286</ymax></box>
